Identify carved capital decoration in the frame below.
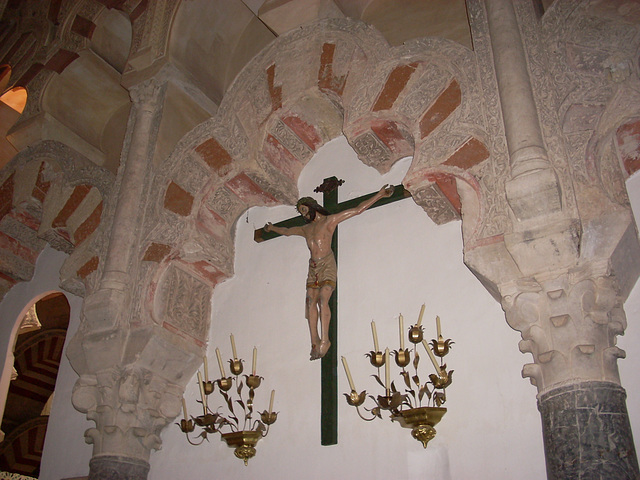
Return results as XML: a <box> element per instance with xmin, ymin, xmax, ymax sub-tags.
<box><xmin>72</xmin><ymin>367</ymin><xmax>182</xmax><ymax>461</ymax></box>
<box><xmin>502</xmin><ymin>273</ymin><xmax>627</xmax><ymax>393</ymax></box>
<box><xmin>129</xmin><ymin>79</ymin><xmax>166</xmax><ymax>111</ymax></box>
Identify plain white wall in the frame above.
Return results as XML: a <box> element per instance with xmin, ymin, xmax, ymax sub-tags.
<box><xmin>619</xmin><ymin>171</ymin><xmax>640</xmax><ymax>445</ymax></box>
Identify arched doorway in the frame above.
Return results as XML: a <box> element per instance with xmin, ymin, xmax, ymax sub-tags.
<box><xmin>0</xmin><ymin>292</ymin><xmax>70</xmax><ymax>478</ymax></box>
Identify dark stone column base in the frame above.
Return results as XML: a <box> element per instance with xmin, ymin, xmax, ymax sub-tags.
<box><xmin>88</xmin><ymin>455</ymin><xmax>150</xmax><ymax>480</ymax></box>
<box><xmin>538</xmin><ymin>381</ymin><xmax>639</xmax><ymax>480</ymax></box>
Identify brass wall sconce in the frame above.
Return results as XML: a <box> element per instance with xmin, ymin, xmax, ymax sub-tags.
<box><xmin>342</xmin><ymin>305</ymin><xmax>453</xmax><ymax>448</ymax></box>
<box><xmin>178</xmin><ymin>335</ymin><xmax>277</xmax><ymax>465</ymax></box>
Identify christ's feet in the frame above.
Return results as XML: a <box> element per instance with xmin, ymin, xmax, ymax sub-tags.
<box><xmin>310</xmin><ymin>344</ymin><xmax>320</xmax><ymax>361</ymax></box>
<box><xmin>318</xmin><ymin>339</ymin><xmax>331</xmax><ymax>357</ymax></box>
<box><xmin>309</xmin><ymin>340</ymin><xmax>331</xmax><ymax>360</ymax></box>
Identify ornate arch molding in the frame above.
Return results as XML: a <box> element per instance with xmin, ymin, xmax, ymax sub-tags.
<box><xmin>0</xmin><ymin>141</ymin><xmax>114</xmax><ymax>302</ymax></box>
<box><xmin>135</xmin><ymin>19</ymin><xmax>501</xmax><ymax>371</ymax></box>
<box><xmin>150</xmin><ymin>18</ymin><xmax>496</xmax><ymax>291</ymax></box>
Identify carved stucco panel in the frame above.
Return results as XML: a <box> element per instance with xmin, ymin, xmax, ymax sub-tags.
<box><xmin>127</xmin><ymin>0</ymin><xmax>175</xmax><ymax>71</ymax></box>
<box><xmin>271</xmin><ymin>119</ymin><xmax>314</xmax><ymax>162</ymax></box>
<box><xmin>245</xmin><ymin>71</ymin><xmax>276</xmax><ymax>129</ymax></box>
<box><xmin>598</xmin><ymin>136</ymin><xmax>630</xmax><ymax>205</ymax></box>
<box><xmin>410</xmin><ymin>181</ymin><xmax>460</xmax><ymax>225</ymax></box>
<box><xmin>352</xmin><ymin>131</ymin><xmax>390</xmax><ymax>168</ymax></box>
<box><xmin>204</xmin><ymin>185</ymin><xmax>244</xmax><ymax>221</ymax></box>
<box><xmin>344</xmin><ymin>57</ymin><xmax>395</xmax><ymax>123</ymax></box>
<box><xmin>156</xmin><ymin>264</ymin><xmax>211</xmax><ymax>342</ymax></box>
<box><xmin>466</xmin><ymin>0</ymin><xmax>510</xmax><ymax>240</ymax></box>
<box><xmin>173</xmin><ymin>156</ymin><xmax>210</xmax><ymax>196</ymax></box>
<box><xmin>415</xmin><ymin>126</ymin><xmax>468</xmax><ymax>165</ymax></box>
<box><xmin>474</xmin><ymin>161</ymin><xmax>511</xmax><ymax>237</ymax></box>
<box><xmin>396</xmin><ymin>63</ymin><xmax>450</xmax><ymax>120</ymax></box>
<box><xmin>542</xmin><ymin>0</ymin><xmax>640</xmax><ymax>212</ymax></box>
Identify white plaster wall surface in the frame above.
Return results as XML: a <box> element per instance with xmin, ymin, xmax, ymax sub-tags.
<box><xmin>619</xmin><ymin>171</ymin><xmax>640</xmax><ymax>448</ymax></box>
<box><xmin>0</xmin><ymin>246</ymin><xmax>91</xmax><ymax>479</ymax></box>
<box><xmin>153</xmin><ymin>137</ymin><xmax>546</xmax><ymax>479</ymax></box>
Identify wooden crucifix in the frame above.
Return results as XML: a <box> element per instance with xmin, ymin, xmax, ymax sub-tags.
<box><xmin>254</xmin><ymin>177</ymin><xmax>410</xmax><ymax>445</ymax></box>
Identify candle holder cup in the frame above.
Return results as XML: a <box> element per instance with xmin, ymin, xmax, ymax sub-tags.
<box><xmin>367</xmin><ymin>350</ymin><xmax>385</xmax><ymax>368</ymax></box>
<box><xmin>394</xmin><ymin>348</ymin><xmax>411</xmax><ymax>367</ymax></box>
<box><xmin>408</xmin><ymin>325</ymin><xmax>424</xmax><ymax>344</ymax></box>
<box><xmin>217</xmin><ymin>377</ymin><xmax>233</xmax><ymax>391</ymax></box>
<box><xmin>203</xmin><ymin>381</ymin><xmax>214</xmax><ymax>395</ymax></box>
<box><xmin>230</xmin><ymin>359</ymin><xmax>243</xmax><ymax>375</ymax></box>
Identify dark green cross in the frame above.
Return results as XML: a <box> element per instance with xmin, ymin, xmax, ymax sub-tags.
<box><xmin>254</xmin><ymin>177</ymin><xmax>410</xmax><ymax>445</ymax></box>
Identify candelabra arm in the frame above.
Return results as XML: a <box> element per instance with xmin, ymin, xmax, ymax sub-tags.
<box><xmin>354</xmin><ymin>405</ymin><xmax>378</xmax><ymax>422</ymax></box>
<box><xmin>184</xmin><ymin>432</ymin><xmax>207</xmax><ymax>446</ymax></box>
<box><xmin>253</xmin><ymin>421</ymin><xmax>270</xmax><ymax>437</ymax></box>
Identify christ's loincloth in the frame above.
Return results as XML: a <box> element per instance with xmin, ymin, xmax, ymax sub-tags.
<box><xmin>306</xmin><ymin>252</ymin><xmax>337</xmax><ymax>289</ymax></box>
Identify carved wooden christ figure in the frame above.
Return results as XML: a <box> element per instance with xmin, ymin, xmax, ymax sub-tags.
<box><xmin>264</xmin><ymin>185</ymin><xmax>393</xmax><ymax>360</ymax></box>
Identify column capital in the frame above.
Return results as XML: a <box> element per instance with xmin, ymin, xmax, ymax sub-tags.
<box><xmin>502</xmin><ymin>271</ymin><xmax>627</xmax><ymax>394</ymax></box>
<box><xmin>72</xmin><ymin>366</ymin><xmax>183</xmax><ymax>463</ymax></box>
<box><xmin>128</xmin><ymin>78</ymin><xmax>165</xmax><ymax>110</ymax></box>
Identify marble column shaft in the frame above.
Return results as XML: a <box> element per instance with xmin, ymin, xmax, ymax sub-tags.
<box><xmin>486</xmin><ymin>0</ymin><xmax>549</xmax><ymax>177</ymax></box>
<box><xmin>539</xmin><ymin>382</ymin><xmax>639</xmax><ymax>480</ymax></box>
<box><xmin>100</xmin><ymin>80</ymin><xmax>163</xmax><ymax>292</ymax></box>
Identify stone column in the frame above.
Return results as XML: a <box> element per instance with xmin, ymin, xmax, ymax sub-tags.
<box><xmin>486</xmin><ymin>0</ymin><xmax>561</xmax><ymax>222</ymax></box>
<box><xmin>82</xmin><ymin>79</ymin><xmax>164</xmax><ymax>333</ymax></box>
<box><xmin>67</xmin><ymin>79</ymin><xmax>177</xmax><ymax>480</ymax></box>
<box><xmin>502</xmin><ymin>272</ymin><xmax>640</xmax><ymax>479</ymax></box>
<box><xmin>484</xmin><ymin>2</ymin><xmax>640</xmax><ymax>477</ymax></box>
<box><xmin>100</xmin><ymin>80</ymin><xmax>163</xmax><ymax>292</ymax></box>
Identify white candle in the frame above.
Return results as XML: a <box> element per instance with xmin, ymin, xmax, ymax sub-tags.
<box><xmin>436</xmin><ymin>315</ymin><xmax>442</xmax><ymax>338</ymax></box>
<box><xmin>371</xmin><ymin>321</ymin><xmax>380</xmax><ymax>352</ymax></box>
<box><xmin>215</xmin><ymin>348</ymin><xmax>226</xmax><ymax>377</ymax></box>
<box><xmin>417</xmin><ymin>304</ymin><xmax>425</xmax><ymax>326</ymax></box>
<box><xmin>252</xmin><ymin>347</ymin><xmax>257</xmax><ymax>375</ymax></box>
<box><xmin>230</xmin><ymin>334</ymin><xmax>238</xmax><ymax>360</ymax></box>
<box><xmin>422</xmin><ymin>340</ymin><xmax>441</xmax><ymax>373</ymax></box>
<box><xmin>341</xmin><ymin>356</ymin><xmax>356</xmax><ymax>391</ymax></box>
<box><xmin>197</xmin><ymin>371</ymin><xmax>207</xmax><ymax>412</ymax></box>
<box><xmin>182</xmin><ymin>398</ymin><xmax>188</xmax><ymax>420</ymax></box>
<box><xmin>399</xmin><ymin>314</ymin><xmax>404</xmax><ymax>349</ymax></box>
<box><xmin>384</xmin><ymin>348</ymin><xmax>390</xmax><ymax>391</ymax></box>
<box><xmin>269</xmin><ymin>389</ymin><xmax>275</xmax><ymax>413</ymax></box>
<box><xmin>203</xmin><ymin>355</ymin><xmax>209</xmax><ymax>381</ymax></box>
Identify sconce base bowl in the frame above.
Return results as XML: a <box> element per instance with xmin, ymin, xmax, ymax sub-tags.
<box><xmin>246</xmin><ymin>374</ymin><xmax>262</xmax><ymax>389</ymax></box>
<box><xmin>221</xmin><ymin>430</ymin><xmax>261</xmax><ymax>465</ymax></box>
<box><xmin>391</xmin><ymin>406</ymin><xmax>446</xmax><ymax>448</ymax></box>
